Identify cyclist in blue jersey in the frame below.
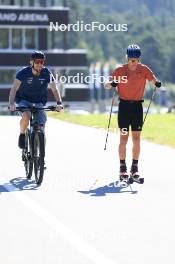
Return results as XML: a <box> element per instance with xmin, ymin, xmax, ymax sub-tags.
<box><xmin>9</xmin><ymin>50</ymin><xmax>63</xmax><ymax>149</ymax></box>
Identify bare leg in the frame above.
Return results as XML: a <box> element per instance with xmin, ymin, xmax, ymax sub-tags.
<box><xmin>20</xmin><ymin>112</ymin><xmax>31</xmax><ymax>134</ymax></box>
<box><xmin>118</xmin><ymin>131</ymin><xmax>129</xmax><ymax>178</ymax></box>
<box><xmin>130</xmin><ymin>131</ymin><xmax>141</xmax><ymax>176</ymax></box>
<box><xmin>131</xmin><ymin>131</ymin><xmax>141</xmax><ymax>160</ymax></box>
<box><xmin>118</xmin><ymin>131</ymin><xmax>129</xmax><ymax>160</ymax></box>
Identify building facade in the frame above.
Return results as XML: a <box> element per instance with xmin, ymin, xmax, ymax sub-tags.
<box><xmin>0</xmin><ymin>0</ymin><xmax>89</xmax><ymax>104</ymax></box>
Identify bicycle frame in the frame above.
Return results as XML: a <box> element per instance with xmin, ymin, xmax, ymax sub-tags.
<box><xmin>14</xmin><ymin>105</ymin><xmax>57</xmax><ymax>185</ymax></box>
<box><xmin>16</xmin><ymin>105</ymin><xmax>57</xmax><ymax>136</ymax></box>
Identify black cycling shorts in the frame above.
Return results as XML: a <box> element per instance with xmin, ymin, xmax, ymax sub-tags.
<box><xmin>118</xmin><ymin>100</ymin><xmax>143</xmax><ymax>131</ymax></box>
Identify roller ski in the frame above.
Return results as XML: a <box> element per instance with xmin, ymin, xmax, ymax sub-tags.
<box><xmin>128</xmin><ymin>170</ymin><xmax>144</xmax><ymax>184</ymax></box>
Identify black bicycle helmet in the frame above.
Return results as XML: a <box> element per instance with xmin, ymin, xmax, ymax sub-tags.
<box><xmin>30</xmin><ymin>50</ymin><xmax>45</xmax><ymax>60</ymax></box>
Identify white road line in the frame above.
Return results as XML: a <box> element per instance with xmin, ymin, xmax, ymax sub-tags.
<box><xmin>3</xmin><ymin>181</ymin><xmax>115</xmax><ymax>264</ymax></box>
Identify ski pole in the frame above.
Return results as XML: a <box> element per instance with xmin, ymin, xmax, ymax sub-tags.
<box><xmin>104</xmin><ymin>89</ymin><xmax>116</xmax><ymax>150</ymax></box>
<box><xmin>142</xmin><ymin>86</ymin><xmax>157</xmax><ymax>127</ymax></box>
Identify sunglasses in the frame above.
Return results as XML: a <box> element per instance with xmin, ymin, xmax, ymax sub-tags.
<box><xmin>34</xmin><ymin>59</ymin><xmax>45</xmax><ymax>65</ymax></box>
<box><xmin>128</xmin><ymin>58</ymin><xmax>139</xmax><ymax>63</ymax></box>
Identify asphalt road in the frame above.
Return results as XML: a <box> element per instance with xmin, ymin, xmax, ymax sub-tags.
<box><xmin>0</xmin><ymin>115</ymin><xmax>175</xmax><ymax>264</ymax></box>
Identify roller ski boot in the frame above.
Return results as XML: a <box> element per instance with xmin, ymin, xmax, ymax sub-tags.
<box><xmin>119</xmin><ymin>165</ymin><xmax>129</xmax><ymax>183</ymax></box>
<box><xmin>129</xmin><ymin>166</ymin><xmax>144</xmax><ymax>184</ymax></box>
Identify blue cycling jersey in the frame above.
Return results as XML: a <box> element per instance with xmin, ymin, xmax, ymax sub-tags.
<box><xmin>15</xmin><ymin>66</ymin><xmax>54</xmax><ymax>105</ymax></box>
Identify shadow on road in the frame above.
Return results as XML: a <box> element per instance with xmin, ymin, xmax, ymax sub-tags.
<box><xmin>0</xmin><ymin>177</ymin><xmax>39</xmax><ymax>192</ymax></box>
<box><xmin>78</xmin><ymin>181</ymin><xmax>138</xmax><ymax>196</ymax></box>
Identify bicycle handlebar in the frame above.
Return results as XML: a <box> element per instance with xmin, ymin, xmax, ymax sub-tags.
<box><xmin>8</xmin><ymin>105</ymin><xmax>63</xmax><ymax>112</ymax></box>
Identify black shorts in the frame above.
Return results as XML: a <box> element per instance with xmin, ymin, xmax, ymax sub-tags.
<box><xmin>118</xmin><ymin>100</ymin><xmax>143</xmax><ymax>131</ymax></box>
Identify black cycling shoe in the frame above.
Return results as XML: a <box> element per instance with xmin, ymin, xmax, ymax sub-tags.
<box><xmin>18</xmin><ymin>133</ymin><xmax>25</xmax><ymax>149</ymax></box>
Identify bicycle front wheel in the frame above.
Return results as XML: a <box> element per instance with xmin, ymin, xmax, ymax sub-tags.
<box><xmin>23</xmin><ymin>129</ymin><xmax>33</xmax><ymax>179</ymax></box>
<box><xmin>32</xmin><ymin>131</ymin><xmax>45</xmax><ymax>185</ymax></box>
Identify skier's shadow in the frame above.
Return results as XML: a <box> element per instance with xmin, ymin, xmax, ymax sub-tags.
<box><xmin>0</xmin><ymin>177</ymin><xmax>38</xmax><ymax>193</ymax></box>
<box><xmin>78</xmin><ymin>181</ymin><xmax>138</xmax><ymax>196</ymax></box>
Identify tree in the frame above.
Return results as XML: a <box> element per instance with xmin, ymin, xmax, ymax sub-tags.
<box><xmin>139</xmin><ymin>34</ymin><xmax>164</xmax><ymax>78</ymax></box>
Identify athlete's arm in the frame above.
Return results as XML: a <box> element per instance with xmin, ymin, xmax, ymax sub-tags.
<box><xmin>145</xmin><ymin>66</ymin><xmax>161</xmax><ymax>88</ymax></box>
<box><xmin>50</xmin><ymin>81</ymin><xmax>63</xmax><ymax>112</ymax></box>
<box><xmin>9</xmin><ymin>79</ymin><xmax>21</xmax><ymax>111</ymax></box>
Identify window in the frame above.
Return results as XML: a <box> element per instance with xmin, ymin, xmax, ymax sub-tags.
<box><xmin>25</xmin><ymin>29</ymin><xmax>37</xmax><ymax>49</ymax></box>
<box><xmin>0</xmin><ymin>70</ymin><xmax>16</xmax><ymax>84</ymax></box>
<box><xmin>14</xmin><ymin>0</ymin><xmax>23</xmax><ymax>5</ymax></box>
<box><xmin>48</xmin><ymin>31</ymin><xmax>64</xmax><ymax>49</ymax></box>
<box><xmin>18</xmin><ymin>0</ymin><xmax>47</xmax><ymax>6</ymax></box>
<box><xmin>0</xmin><ymin>0</ymin><xmax>49</xmax><ymax>5</ymax></box>
<box><xmin>22</xmin><ymin>0</ymin><xmax>34</xmax><ymax>6</ymax></box>
<box><xmin>12</xmin><ymin>29</ymin><xmax>22</xmax><ymax>49</ymax></box>
<box><xmin>0</xmin><ymin>29</ymin><xmax>9</xmax><ymax>49</ymax></box>
<box><xmin>33</xmin><ymin>0</ymin><xmax>47</xmax><ymax>6</ymax></box>
<box><xmin>0</xmin><ymin>0</ymin><xmax>13</xmax><ymax>4</ymax></box>
<box><xmin>53</xmin><ymin>0</ymin><xmax>63</xmax><ymax>5</ymax></box>
<box><xmin>0</xmin><ymin>28</ymin><xmax>38</xmax><ymax>50</ymax></box>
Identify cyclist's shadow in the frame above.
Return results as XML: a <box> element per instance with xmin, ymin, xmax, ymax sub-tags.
<box><xmin>0</xmin><ymin>177</ymin><xmax>39</xmax><ymax>192</ymax></box>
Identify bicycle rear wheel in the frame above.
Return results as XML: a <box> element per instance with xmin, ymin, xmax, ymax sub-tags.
<box><xmin>32</xmin><ymin>131</ymin><xmax>45</xmax><ymax>185</ymax></box>
<box><xmin>22</xmin><ymin>129</ymin><xmax>33</xmax><ymax>179</ymax></box>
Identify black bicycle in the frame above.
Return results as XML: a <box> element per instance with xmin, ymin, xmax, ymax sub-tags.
<box><xmin>15</xmin><ymin>105</ymin><xmax>57</xmax><ymax>185</ymax></box>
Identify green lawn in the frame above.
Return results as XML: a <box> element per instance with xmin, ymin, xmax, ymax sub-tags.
<box><xmin>49</xmin><ymin>112</ymin><xmax>175</xmax><ymax>148</ymax></box>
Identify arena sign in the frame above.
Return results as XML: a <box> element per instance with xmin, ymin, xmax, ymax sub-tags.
<box><xmin>0</xmin><ymin>7</ymin><xmax>68</xmax><ymax>27</ymax></box>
